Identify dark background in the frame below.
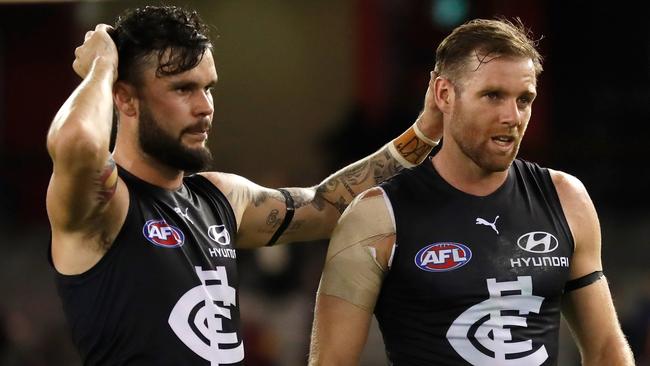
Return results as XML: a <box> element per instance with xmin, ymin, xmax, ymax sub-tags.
<box><xmin>1</xmin><ymin>0</ymin><xmax>648</xmax><ymax>365</ymax></box>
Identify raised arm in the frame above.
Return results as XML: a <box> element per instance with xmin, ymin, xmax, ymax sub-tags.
<box><xmin>309</xmin><ymin>188</ymin><xmax>395</xmax><ymax>365</ymax></box>
<box><xmin>551</xmin><ymin>170</ymin><xmax>634</xmax><ymax>365</ymax></box>
<box><xmin>46</xmin><ymin>25</ymin><xmax>127</xmax><ymax>275</ymax></box>
<box><xmin>206</xmin><ymin>74</ymin><xmax>442</xmax><ymax>248</ymax></box>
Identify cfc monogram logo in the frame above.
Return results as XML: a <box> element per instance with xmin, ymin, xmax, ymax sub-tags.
<box><xmin>446</xmin><ymin>276</ymin><xmax>548</xmax><ymax>365</ymax></box>
<box><xmin>168</xmin><ymin>266</ymin><xmax>243</xmax><ymax>365</ymax></box>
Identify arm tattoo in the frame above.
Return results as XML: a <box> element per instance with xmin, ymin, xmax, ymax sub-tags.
<box><xmin>95</xmin><ymin>156</ymin><xmax>118</xmax><ymax>204</ymax></box>
<box><xmin>281</xmin><ymin>188</ymin><xmax>312</xmax><ymax>209</ymax></box>
<box><xmin>251</xmin><ymin>190</ymin><xmax>284</xmax><ymax>207</ymax></box>
<box><xmin>371</xmin><ymin>150</ymin><xmax>402</xmax><ymax>182</ymax></box>
<box><xmin>312</xmin><ymin>147</ymin><xmax>404</xmax><ymax>214</ymax></box>
<box><xmin>266</xmin><ymin>209</ymin><xmax>281</xmax><ymax>228</ymax></box>
<box><xmin>395</xmin><ymin>136</ymin><xmax>432</xmax><ymax>164</ymax></box>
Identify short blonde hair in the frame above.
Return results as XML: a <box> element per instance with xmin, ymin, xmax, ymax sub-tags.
<box><xmin>434</xmin><ymin>18</ymin><xmax>543</xmax><ymax>86</ymax></box>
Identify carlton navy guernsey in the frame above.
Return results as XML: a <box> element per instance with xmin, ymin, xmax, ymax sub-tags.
<box><xmin>376</xmin><ymin>158</ymin><xmax>574</xmax><ymax>366</ymax></box>
<box><xmin>52</xmin><ymin>166</ymin><xmax>244</xmax><ymax>365</ymax></box>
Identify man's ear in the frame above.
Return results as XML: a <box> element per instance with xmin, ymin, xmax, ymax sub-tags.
<box><xmin>433</xmin><ymin>76</ymin><xmax>456</xmax><ymax>114</ymax></box>
<box><xmin>113</xmin><ymin>81</ymin><xmax>138</xmax><ymax>117</ymax></box>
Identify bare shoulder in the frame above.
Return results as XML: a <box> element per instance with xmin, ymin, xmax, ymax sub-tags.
<box><xmin>548</xmin><ymin>169</ymin><xmax>600</xmax><ymax>254</ymax></box>
<box><xmin>198</xmin><ymin>171</ymin><xmax>249</xmax><ymax>192</ymax></box>
<box><xmin>198</xmin><ymin>171</ymin><xmax>262</xmax><ymax>204</ymax></box>
<box><xmin>198</xmin><ymin>171</ymin><xmax>248</xmax><ymax>220</ymax></box>
<box><xmin>198</xmin><ymin>171</ymin><xmax>277</xmax><ymax>232</ymax></box>
<box><xmin>548</xmin><ymin>169</ymin><xmax>592</xmax><ymax>211</ymax></box>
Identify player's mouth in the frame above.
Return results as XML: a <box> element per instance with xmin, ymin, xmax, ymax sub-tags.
<box><xmin>491</xmin><ymin>135</ymin><xmax>516</xmax><ymax>152</ymax></box>
<box><xmin>186</xmin><ymin>131</ymin><xmax>208</xmax><ymax>141</ymax></box>
<box><xmin>183</xmin><ymin>122</ymin><xmax>211</xmax><ymax>142</ymax></box>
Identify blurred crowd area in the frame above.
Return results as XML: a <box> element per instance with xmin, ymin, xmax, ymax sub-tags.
<box><xmin>1</xmin><ymin>0</ymin><xmax>649</xmax><ymax>365</ymax></box>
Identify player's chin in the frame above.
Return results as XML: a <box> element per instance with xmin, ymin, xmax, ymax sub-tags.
<box><xmin>491</xmin><ymin>156</ymin><xmax>516</xmax><ymax>172</ymax></box>
<box><xmin>480</xmin><ymin>153</ymin><xmax>515</xmax><ymax>173</ymax></box>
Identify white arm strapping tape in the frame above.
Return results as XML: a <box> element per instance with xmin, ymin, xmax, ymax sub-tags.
<box><xmin>414</xmin><ymin>121</ymin><xmax>440</xmax><ymax>146</ymax></box>
<box><xmin>387</xmin><ymin>142</ymin><xmax>417</xmax><ymax>168</ymax></box>
<box><xmin>318</xmin><ymin>194</ymin><xmax>396</xmax><ymax>312</ymax></box>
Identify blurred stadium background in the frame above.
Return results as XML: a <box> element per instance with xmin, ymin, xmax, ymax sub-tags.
<box><xmin>0</xmin><ymin>0</ymin><xmax>648</xmax><ymax>365</ymax></box>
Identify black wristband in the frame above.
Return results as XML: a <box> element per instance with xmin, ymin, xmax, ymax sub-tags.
<box><xmin>564</xmin><ymin>270</ymin><xmax>604</xmax><ymax>293</ymax></box>
<box><xmin>266</xmin><ymin>189</ymin><xmax>295</xmax><ymax>246</ymax></box>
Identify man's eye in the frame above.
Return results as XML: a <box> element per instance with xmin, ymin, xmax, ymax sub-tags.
<box><xmin>518</xmin><ymin>97</ymin><xmax>532</xmax><ymax>106</ymax></box>
<box><xmin>176</xmin><ymin>87</ymin><xmax>191</xmax><ymax>94</ymax></box>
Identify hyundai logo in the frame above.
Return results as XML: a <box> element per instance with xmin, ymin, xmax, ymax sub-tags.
<box><xmin>208</xmin><ymin>225</ymin><xmax>231</xmax><ymax>246</ymax></box>
<box><xmin>517</xmin><ymin>231</ymin><xmax>559</xmax><ymax>253</ymax></box>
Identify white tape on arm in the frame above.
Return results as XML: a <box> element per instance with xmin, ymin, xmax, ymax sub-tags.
<box><xmin>387</xmin><ymin>141</ymin><xmax>417</xmax><ymax>168</ymax></box>
<box><xmin>414</xmin><ymin>121</ymin><xmax>440</xmax><ymax>146</ymax></box>
<box><xmin>318</xmin><ymin>194</ymin><xmax>396</xmax><ymax>312</ymax></box>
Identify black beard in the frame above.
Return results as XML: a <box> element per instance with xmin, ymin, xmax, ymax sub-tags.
<box><xmin>138</xmin><ymin>104</ymin><xmax>213</xmax><ymax>173</ymax></box>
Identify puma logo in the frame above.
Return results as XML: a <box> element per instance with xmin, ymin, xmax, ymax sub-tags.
<box><xmin>174</xmin><ymin>207</ymin><xmax>193</xmax><ymax>224</ymax></box>
<box><xmin>476</xmin><ymin>216</ymin><xmax>499</xmax><ymax>234</ymax></box>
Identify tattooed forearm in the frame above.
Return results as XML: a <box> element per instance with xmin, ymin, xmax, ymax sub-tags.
<box><xmin>311</xmin><ymin>182</ymin><xmax>335</xmax><ymax>211</ymax></box>
<box><xmin>392</xmin><ymin>123</ymin><xmax>437</xmax><ymax>165</ymax></box>
<box><xmin>371</xmin><ymin>150</ymin><xmax>402</xmax><ymax>183</ymax></box>
<box><xmin>310</xmin><ymin>145</ymin><xmax>406</xmax><ymax>214</ymax></box>
<box><xmin>96</xmin><ymin>156</ymin><xmax>118</xmax><ymax>204</ymax></box>
<box><xmin>336</xmin><ymin>161</ymin><xmax>371</xmax><ymax>186</ymax></box>
<box><xmin>396</xmin><ymin>136</ymin><xmax>432</xmax><ymax>164</ymax></box>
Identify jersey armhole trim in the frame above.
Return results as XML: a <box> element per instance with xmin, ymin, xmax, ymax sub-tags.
<box><xmin>378</xmin><ymin>186</ymin><xmax>397</xmax><ymax>269</ymax></box>
<box><xmin>190</xmin><ymin>174</ymin><xmax>239</xmax><ymax>240</ymax></box>
<box><xmin>541</xmin><ymin>168</ymin><xmax>576</xmax><ymax>255</ymax></box>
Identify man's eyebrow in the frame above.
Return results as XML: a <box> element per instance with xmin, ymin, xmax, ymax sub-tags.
<box><xmin>169</xmin><ymin>80</ymin><xmax>198</xmax><ymax>88</ymax></box>
<box><xmin>169</xmin><ymin>79</ymin><xmax>218</xmax><ymax>89</ymax></box>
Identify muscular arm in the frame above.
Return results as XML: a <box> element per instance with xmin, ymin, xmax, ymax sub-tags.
<box><xmin>204</xmin><ymin>73</ymin><xmax>441</xmax><ymax>248</ymax></box>
<box><xmin>207</xmin><ymin>118</ymin><xmax>439</xmax><ymax>248</ymax></box>
<box><xmin>46</xmin><ymin>25</ymin><xmax>126</xmax><ymax>275</ymax></box>
<box><xmin>551</xmin><ymin>170</ymin><xmax>634</xmax><ymax>365</ymax></box>
<box><xmin>206</xmin><ymin>125</ymin><xmax>432</xmax><ymax>248</ymax></box>
<box><xmin>309</xmin><ymin>189</ymin><xmax>395</xmax><ymax>365</ymax></box>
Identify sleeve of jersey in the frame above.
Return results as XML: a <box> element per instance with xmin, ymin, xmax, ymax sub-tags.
<box><xmin>317</xmin><ymin>194</ymin><xmax>396</xmax><ymax>313</ymax></box>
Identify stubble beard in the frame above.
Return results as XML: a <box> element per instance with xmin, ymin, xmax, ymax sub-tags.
<box><xmin>138</xmin><ymin>104</ymin><xmax>213</xmax><ymax>173</ymax></box>
<box><xmin>451</xmin><ymin>112</ymin><xmax>520</xmax><ymax>174</ymax></box>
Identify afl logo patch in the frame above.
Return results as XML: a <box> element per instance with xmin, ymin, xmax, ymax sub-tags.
<box><xmin>414</xmin><ymin>242</ymin><xmax>472</xmax><ymax>272</ymax></box>
<box><xmin>142</xmin><ymin>219</ymin><xmax>185</xmax><ymax>248</ymax></box>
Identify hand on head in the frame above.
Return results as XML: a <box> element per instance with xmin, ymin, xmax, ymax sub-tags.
<box><xmin>416</xmin><ymin>71</ymin><xmax>444</xmax><ymax>143</ymax></box>
<box><xmin>72</xmin><ymin>24</ymin><xmax>118</xmax><ymax>80</ymax></box>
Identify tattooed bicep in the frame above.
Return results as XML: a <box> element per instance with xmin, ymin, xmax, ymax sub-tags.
<box><xmin>223</xmin><ymin>177</ymin><xmax>286</xmax><ymax>217</ymax></box>
<box><xmin>278</xmin><ymin>188</ymin><xmax>314</xmax><ymax>209</ymax></box>
<box><xmin>96</xmin><ymin>156</ymin><xmax>118</xmax><ymax>204</ymax></box>
<box><xmin>250</xmin><ymin>189</ymin><xmax>284</xmax><ymax>207</ymax></box>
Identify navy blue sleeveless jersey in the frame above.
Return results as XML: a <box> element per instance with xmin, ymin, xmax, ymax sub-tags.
<box><xmin>376</xmin><ymin>159</ymin><xmax>574</xmax><ymax>366</ymax></box>
<box><xmin>52</xmin><ymin>167</ymin><xmax>244</xmax><ymax>365</ymax></box>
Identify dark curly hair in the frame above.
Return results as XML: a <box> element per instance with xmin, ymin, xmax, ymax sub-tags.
<box><xmin>110</xmin><ymin>5</ymin><xmax>212</xmax><ymax>87</ymax></box>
